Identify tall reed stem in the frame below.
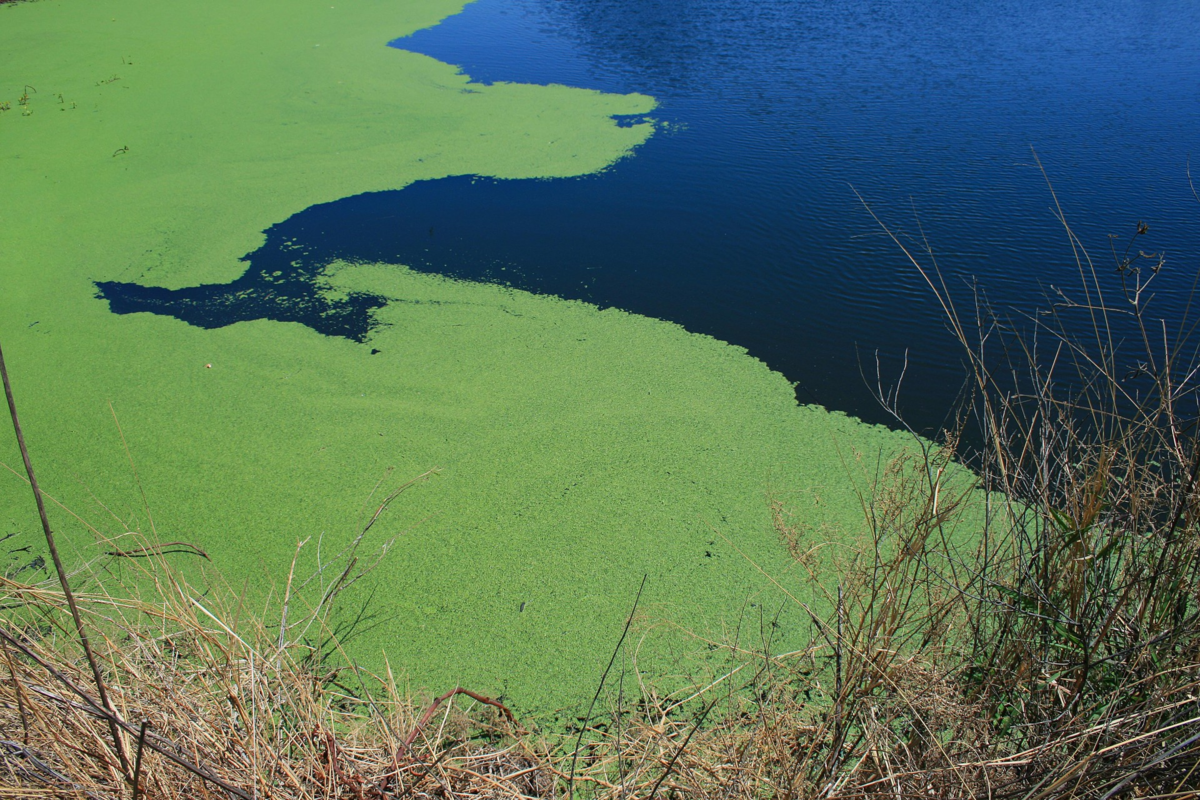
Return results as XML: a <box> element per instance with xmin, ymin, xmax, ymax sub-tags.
<box><xmin>0</xmin><ymin>340</ymin><xmax>131</xmax><ymax>776</ymax></box>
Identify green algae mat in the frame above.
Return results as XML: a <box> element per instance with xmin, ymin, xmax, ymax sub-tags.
<box><xmin>1</xmin><ymin>0</ymin><xmax>934</xmax><ymax>714</ymax></box>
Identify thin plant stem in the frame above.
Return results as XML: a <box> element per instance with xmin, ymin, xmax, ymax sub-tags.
<box><xmin>0</xmin><ymin>340</ymin><xmax>131</xmax><ymax>777</ymax></box>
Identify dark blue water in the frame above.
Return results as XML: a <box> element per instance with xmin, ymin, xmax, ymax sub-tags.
<box><xmin>102</xmin><ymin>0</ymin><xmax>1200</xmax><ymax>433</ymax></box>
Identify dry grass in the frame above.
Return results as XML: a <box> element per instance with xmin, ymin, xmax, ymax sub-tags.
<box><xmin>0</xmin><ymin>562</ymin><xmax>554</xmax><ymax>799</ymax></box>
<box><xmin>2</xmin><ymin>162</ymin><xmax>1200</xmax><ymax>797</ymax></box>
<box><xmin>1</xmin><ymin>439</ymin><xmax>1195</xmax><ymax>798</ymax></box>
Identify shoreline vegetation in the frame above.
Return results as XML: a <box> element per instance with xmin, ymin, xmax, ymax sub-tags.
<box><xmin>2</xmin><ymin>190</ymin><xmax>1199</xmax><ymax>797</ymax></box>
<box><xmin>2</xmin><ymin>0</ymin><xmax>1197</xmax><ymax>795</ymax></box>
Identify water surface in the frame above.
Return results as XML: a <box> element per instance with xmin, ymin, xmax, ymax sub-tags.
<box><xmin>106</xmin><ymin>0</ymin><xmax>1200</xmax><ymax>432</ymax></box>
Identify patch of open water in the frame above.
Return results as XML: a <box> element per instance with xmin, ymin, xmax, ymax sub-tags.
<box><xmin>100</xmin><ymin>0</ymin><xmax>1200</xmax><ymax>432</ymax></box>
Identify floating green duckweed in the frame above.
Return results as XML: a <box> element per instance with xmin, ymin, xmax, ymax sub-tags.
<box><xmin>1</xmin><ymin>0</ymin><xmax>935</xmax><ymax>713</ymax></box>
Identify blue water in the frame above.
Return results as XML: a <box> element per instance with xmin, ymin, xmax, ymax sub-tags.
<box><xmin>103</xmin><ymin>0</ymin><xmax>1200</xmax><ymax>433</ymax></box>
<box><xmin>387</xmin><ymin>0</ymin><xmax>1200</xmax><ymax>430</ymax></box>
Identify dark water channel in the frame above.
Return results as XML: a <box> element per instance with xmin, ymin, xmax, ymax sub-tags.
<box><xmin>100</xmin><ymin>0</ymin><xmax>1200</xmax><ymax>433</ymax></box>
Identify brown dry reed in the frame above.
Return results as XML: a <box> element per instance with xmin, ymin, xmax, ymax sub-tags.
<box><xmin>2</xmin><ymin>157</ymin><xmax>1199</xmax><ymax>798</ymax></box>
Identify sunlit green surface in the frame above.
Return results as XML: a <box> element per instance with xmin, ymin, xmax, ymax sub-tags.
<box><xmin>1</xmin><ymin>0</ymin><xmax>925</xmax><ymax>714</ymax></box>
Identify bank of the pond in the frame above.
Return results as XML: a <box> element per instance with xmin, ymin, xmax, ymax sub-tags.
<box><xmin>1</xmin><ymin>0</ymin><xmax>942</xmax><ymax>714</ymax></box>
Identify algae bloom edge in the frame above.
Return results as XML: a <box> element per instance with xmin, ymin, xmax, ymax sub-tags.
<box><xmin>0</xmin><ymin>0</ymin><xmax>938</xmax><ymax>716</ymax></box>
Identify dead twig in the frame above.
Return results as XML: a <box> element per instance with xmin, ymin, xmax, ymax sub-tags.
<box><xmin>0</xmin><ymin>340</ymin><xmax>131</xmax><ymax>777</ymax></box>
